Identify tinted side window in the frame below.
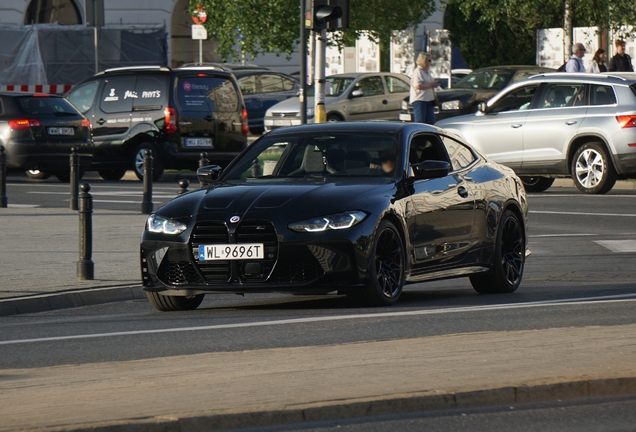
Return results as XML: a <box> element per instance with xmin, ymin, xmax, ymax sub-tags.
<box><xmin>68</xmin><ymin>81</ymin><xmax>98</xmax><ymax>113</ymax></box>
<box><xmin>15</xmin><ymin>96</ymin><xmax>79</xmax><ymax>115</ymax></box>
<box><xmin>385</xmin><ymin>76</ymin><xmax>410</xmax><ymax>93</ymax></box>
<box><xmin>238</xmin><ymin>75</ymin><xmax>257</xmax><ymax>95</ymax></box>
<box><xmin>409</xmin><ymin>134</ymin><xmax>448</xmax><ymax>165</ymax></box>
<box><xmin>355</xmin><ymin>76</ymin><xmax>384</xmax><ymax>96</ymax></box>
<box><xmin>133</xmin><ymin>77</ymin><xmax>166</xmax><ymax>110</ymax></box>
<box><xmin>99</xmin><ymin>78</ymin><xmax>136</xmax><ymax>113</ymax></box>
<box><xmin>441</xmin><ymin>135</ymin><xmax>476</xmax><ymax>171</ymax></box>
<box><xmin>491</xmin><ymin>84</ymin><xmax>539</xmax><ymax>113</ymax></box>
<box><xmin>539</xmin><ymin>83</ymin><xmax>586</xmax><ymax>108</ymax></box>
<box><xmin>213</xmin><ymin>78</ymin><xmax>240</xmax><ymax>112</ymax></box>
<box><xmin>176</xmin><ymin>77</ymin><xmax>215</xmax><ymax>112</ymax></box>
<box><xmin>591</xmin><ymin>85</ymin><xmax>616</xmax><ymax>105</ymax></box>
<box><xmin>259</xmin><ymin>75</ymin><xmax>284</xmax><ymax>93</ymax></box>
<box><xmin>282</xmin><ymin>77</ymin><xmax>297</xmax><ymax>91</ymax></box>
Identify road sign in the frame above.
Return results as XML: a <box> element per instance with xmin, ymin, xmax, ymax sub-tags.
<box><xmin>191</xmin><ymin>24</ymin><xmax>207</xmax><ymax>40</ymax></box>
<box><xmin>192</xmin><ymin>6</ymin><xmax>207</xmax><ymax>25</ymax></box>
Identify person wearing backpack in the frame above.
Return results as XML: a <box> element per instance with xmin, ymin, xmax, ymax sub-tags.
<box><xmin>565</xmin><ymin>43</ymin><xmax>586</xmax><ymax>73</ymax></box>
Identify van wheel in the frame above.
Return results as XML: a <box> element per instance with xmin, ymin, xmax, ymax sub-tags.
<box><xmin>520</xmin><ymin>177</ymin><xmax>554</xmax><ymax>192</ymax></box>
<box><xmin>133</xmin><ymin>144</ymin><xmax>164</xmax><ymax>181</ymax></box>
<box><xmin>98</xmin><ymin>169</ymin><xmax>127</xmax><ymax>181</ymax></box>
<box><xmin>25</xmin><ymin>170</ymin><xmax>50</xmax><ymax>179</ymax></box>
<box><xmin>571</xmin><ymin>142</ymin><xmax>616</xmax><ymax>194</ymax></box>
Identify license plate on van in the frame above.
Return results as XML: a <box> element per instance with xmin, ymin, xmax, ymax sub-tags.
<box><xmin>184</xmin><ymin>137</ymin><xmax>213</xmax><ymax>148</ymax></box>
<box><xmin>48</xmin><ymin>127</ymin><xmax>74</xmax><ymax>136</ymax></box>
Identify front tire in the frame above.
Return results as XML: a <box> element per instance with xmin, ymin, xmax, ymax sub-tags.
<box><xmin>133</xmin><ymin>143</ymin><xmax>164</xmax><ymax>181</ymax></box>
<box><xmin>571</xmin><ymin>142</ymin><xmax>616</xmax><ymax>194</ymax></box>
<box><xmin>348</xmin><ymin>220</ymin><xmax>405</xmax><ymax>306</ymax></box>
<box><xmin>470</xmin><ymin>209</ymin><xmax>524</xmax><ymax>294</ymax></box>
<box><xmin>520</xmin><ymin>176</ymin><xmax>554</xmax><ymax>192</ymax></box>
<box><xmin>146</xmin><ymin>291</ymin><xmax>204</xmax><ymax>311</ymax></box>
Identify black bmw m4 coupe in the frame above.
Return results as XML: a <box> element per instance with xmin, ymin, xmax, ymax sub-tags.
<box><xmin>140</xmin><ymin>122</ymin><xmax>528</xmax><ymax>311</ymax></box>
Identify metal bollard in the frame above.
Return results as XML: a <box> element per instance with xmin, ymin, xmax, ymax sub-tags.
<box><xmin>198</xmin><ymin>152</ymin><xmax>209</xmax><ymax>188</ymax></box>
<box><xmin>77</xmin><ymin>183</ymin><xmax>94</xmax><ymax>280</ymax></box>
<box><xmin>141</xmin><ymin>149</ymin><xmax>153</xmax><ymax>214</ymax></box>
<box><xmin>0</xmin><ymin>146</ymin><xmax>7</xmax><ymax>208</ymax></box>
<box><xmin>252</xmin><ymin>158</ymin><xmax>261</xmax><ymax>177</ymax></box>
<box><xmin>178</xmin><ymin>178</ymin><xmax>189</xmax><ymax>195</ymax></box>
<box><xmin>69</xmin><ymin>147</ymin><xmax>79</xmax><ymax>211</ymax></box>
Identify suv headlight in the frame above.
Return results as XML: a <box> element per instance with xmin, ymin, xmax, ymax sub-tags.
<box><xmin>289</xmin><ymin>211</ymin><xmax>367</xmax><ymax>232</ymax></box>
<box><xmin>147</xmin><ymin>214</ymin><xmax>187</xmax><ymax>235</ymax></box>
<box><xmin>441</xmin><ymin>100</ymin><xmax>461</xmax><ymax>111</ymax></box>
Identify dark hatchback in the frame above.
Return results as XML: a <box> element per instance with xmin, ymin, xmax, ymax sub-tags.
<box><xmin>66</xmin><ymin>66</ymin><xmax>248</xmax><ymax>181</ymax></box>
<box><xmin>140</xmin><ymin>122</ymin><xmax>528</xmax><ymax>312</ymax></box>
<box><xmin>400</xmin><ymin>65</ymin><xmax>554</xmax><ymax>123</ymax></box>
<box><xmin>0</xmin><ymin>93</ymin><xmax>93</xmax><ymax>182</ymax></box>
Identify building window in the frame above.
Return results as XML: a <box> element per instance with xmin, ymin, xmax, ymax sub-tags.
<box><xmin>24</xmin><ymin>0</ymin><xmax>82</xmax><ymax>25</ymax></box>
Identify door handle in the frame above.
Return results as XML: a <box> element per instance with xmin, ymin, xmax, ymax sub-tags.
<box><xmin>97</xmin><ymin>118</ymin><xmax>105</xmax><ymax>125</ymax></box>
<box><xmin>511</xmin><ymin>124</ymin><xmax>522</xmax><ymax>128</ymax></box>
<box><xmin>382</xmin><ymin>100</ymin><xmax>388</xmax><ymax>105</ymax></box>
<box><xmin>457</xmin><ymin>186</ymin><xmax>469</xmax><ymax>198</ymax></box>
<box><xmin>565</xmin><ymin>120</ymin><xmax>578</xmax><ymax>125</ymax></box>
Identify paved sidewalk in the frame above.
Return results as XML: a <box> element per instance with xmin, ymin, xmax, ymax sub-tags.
<box><xmin>1</xmin><ymin>323</ymin><xmax>635</xmax><ymax>431</ymax></box>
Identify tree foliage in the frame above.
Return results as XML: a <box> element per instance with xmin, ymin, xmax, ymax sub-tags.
<box><xmin>191</xmin><ymin>0</ymin><xmax>436</xmax><ymax>61</ymax></box>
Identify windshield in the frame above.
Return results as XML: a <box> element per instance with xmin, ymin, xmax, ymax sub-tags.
<box><xmin>223</xmin><ymin>132</ymin><xmax>399</xmax><ymax>180</ymax></box>
<box><xmin>454</xmin><ymin>70</ymin><xmax>514</xmax><ymax>90</ymax></box>
<box><xmin>306</xmin><ymin>77</ymin><xmax>355</xmax><ymax>97</ymax></box>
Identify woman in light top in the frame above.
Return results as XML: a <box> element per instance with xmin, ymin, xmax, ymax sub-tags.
<box><xmin>587</xmin><ymin>49</ymin><xmax>608</xmax><ymax>73</ymax></box>
<box><xmin>410</xmin><ymin>52</ymin><xmax>441</xmax><ymax>124</ymax></box>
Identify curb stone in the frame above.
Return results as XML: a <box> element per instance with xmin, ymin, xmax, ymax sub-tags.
<box><xmin>31</xmin><ymin>377</ymin><xmax>636</xmax><ymax>432</ymax></box>
<box><xmin>0</xmin><ymin>285</ymin><xmax>144</xmax><ymax>317</ymax></box>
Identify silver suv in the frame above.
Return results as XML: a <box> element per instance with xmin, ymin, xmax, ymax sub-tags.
<box><xmin>436</xmin><ymin>72</ymin><xmax>636</xmax><ymax>194</ymax></box>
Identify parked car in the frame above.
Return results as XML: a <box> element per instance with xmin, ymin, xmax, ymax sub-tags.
<box><xmin>399</xmin><ymin>65</ymin><xmax>554</xmax><ymax>123</ymax></box>
<box><xmin>434</xmin><ymin>68</ymin><xmax>473</xmax><ymax>90</ymax></box>
<box><xmin>65</xmin><ymin>66</ymin><xmax>248</xmax><ymax>181</ymax></box>
<box><xmin>436</xmin><ymin>72</ymin><xmax>636</xmax><ymax>194</ymax></box>
<box><xmin>263</xmin><ymin>72</ymin><xmax>411</xmax><ymax>131</ymax></box>
<box><xmin>140</xmin><ymin>121</ymin><xmax>528</xmax><ymax>311</ymax></box>
<box><xmin>180</xmin><ymin>64</ymin><xmax>299</xmax><ymax>134</ymax></box>
<box><xmin>0</xmin><ymin>92</ymin><xmax>93</xmax><ymax>182</ymax></box>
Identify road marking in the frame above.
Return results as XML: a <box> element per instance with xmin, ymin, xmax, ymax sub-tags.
<box><xmin>1</xmin><ymin>294</ymin><xmax>636</xmax><ymax>346</ymax></box>
<box><xmin>595</xmin><ymin>240</ymin><xmax>636</xmax><ymax>253</ymax></box>
<box><xmin>531</xmin><ymin>234</ymin><xmax>597</xmax><ymax>238</ymax></box>
<box><xmin>27</xmin><ymin>191</ymin><xmax>177</xmax><ymax>198</ymax></box>
<box><xmin>91</xmin><ymin>200</ymin><xmax>164</xmax><ymax>204</ymax></box>
<box><xmin>530</xmin><ymin>210</ymin><xmax>636</xmax><ymax>217</ymax></box>
<box><xmin>7</xmin><ymin>204</ymin><xmax>39</xmax><ymax>208</ymax></box>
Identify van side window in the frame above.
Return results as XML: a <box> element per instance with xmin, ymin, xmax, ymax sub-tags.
<box><xmin>213</xmin><ymin>78</ymin><xmax>239</xmax><ymax>112</ymax></box>
<box><xmin>133</xmin><ymin>77</ymin><xmax>165</xmax><ymax>110</ymax></box>
<box><xmin>68</xmin><ymin>81</ymin><xmax>98</xmax><ymax>113</ymax></box>
<box><xmin>99</xmin><ymin>78</ymin><xmax>136</xmax><ymax>113</ymax></box>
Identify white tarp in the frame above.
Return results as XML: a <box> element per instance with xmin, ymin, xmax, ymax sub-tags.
<box><xmin>0</xmin><ymin>26</ymin><xmax>48</xmax><ymax>85</ymax></box>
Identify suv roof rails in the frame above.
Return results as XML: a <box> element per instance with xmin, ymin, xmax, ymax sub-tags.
<box><xmin>97</xmin><ymin>66</ymin><xmax>171</xmax><ymax>76</ymax></box>
<box><xmin>177</xmin><ymin>66</ymin><xmax>223</xmax><ymax>71</ymax></box>
<box><xmin>529</xmin><ymin>72</ymin><xmax>631</xmax><ymax>82</ymax></box>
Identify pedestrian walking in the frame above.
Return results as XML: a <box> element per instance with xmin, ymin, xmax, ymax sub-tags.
<box><xmin>608</xmin><ymin>39</ymin><xmax>634</xmax><ymax>72</ymax></box>
<box><xmin>587</xmin><ymin>49</ymin><xmax>608</xmax><ymax>73</ymax></box>
<box><xmin>410</xmin><ymin>52</ymin><xmax>440</xmax><ymax>124</ymax></box>
<box><xmin>565</xmin><ymin>43</ymin><xmax>586</xmax><ymax>73</ymax></box>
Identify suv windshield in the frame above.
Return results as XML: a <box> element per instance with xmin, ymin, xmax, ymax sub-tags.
<box><xmin>223</xmin><ymin>132</ymin><xmax>399</xmax><ymax>180</ymax></box>
<box><xmin>454</xmin><ymin>70</ymin><xmax>514</xmax><ymax>90</ymax></box>
<box><xmin>15</xmin><ymin>96</ymin><xmax>80</xmax><ymax>115</ymax></box>
<box><xmin>306</xmin><ymin>77</ymin><xmax>355</xmax><ymax>97</ymax></box>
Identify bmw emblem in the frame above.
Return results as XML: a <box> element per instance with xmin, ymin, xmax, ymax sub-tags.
<box><xmin>230</xmin><ymin>215</ymin><xmax>241</xmax><ymax>224</ymax></box>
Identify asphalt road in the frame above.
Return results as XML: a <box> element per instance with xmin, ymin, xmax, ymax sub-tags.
<box><xmin>1</xmin><ymin>182</ymin><xmax>635</xmax><ymax>429</ymax></box>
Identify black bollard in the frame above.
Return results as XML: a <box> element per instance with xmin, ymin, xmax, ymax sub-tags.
<box><xmin>198</xmin><ymin>152</ymin><xmax>209</xmax><ymax>188</ymax></box>
<box><xmin>0</xmin><ymin>146</ymin><xmax>7</xmax><ymax>208</ymax></box>
<box><xmin>77</xmin><ymin>183</ymin><xmax>94</xmax><ymax>280</ymax></box>
<box><xmin>69</xmin><ymin>147</ymin><xmax>79</xmax><ymax>211</ymax></box>
<box><xmin>141</xmin><ymin>149</ymin><xmax>153</xmax><ymax>214</ymax></box>
<box><xmin>178</xmin><ymin>178</ymin><xmax>189</xmax><ymax>195</ymax></box>
<box><xmin>252</xmin><ymin>158</ymin><xmax>261</xmax><ymax>177</ymax></box>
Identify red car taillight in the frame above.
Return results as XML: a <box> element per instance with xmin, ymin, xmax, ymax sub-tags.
<box><xmin>241</xmin><ymin>107</ymin><xmax>249</xmax><ymax>135</ymax></box>
<box><xmin>81</xmin><ymin>119</ymin><xmax>91</xmax><ymax>129</ymax></box>
<box><xmin>164</xmin><ymin>107</ymin><xmax>177</xmax><ymax>134</ymax></box>
<box><xmin>8</xmin><ymin>119</ymin><xmax>40</xmax><ymax>130</ymax></box>
<box><xmin>617</xmin><ymin>115</ymin><xmax>636</xmax><ymax>128</ymax></box>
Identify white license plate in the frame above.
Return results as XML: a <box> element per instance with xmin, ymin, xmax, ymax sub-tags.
<box><xmin>184</xmin><ymin>138</ymin><xmax>213</xmax><ymax>147</ymax></box>
<box><xmin>398</xmin><ymin>113</ymin><xmax>412</xmax><ymax>122</ymax></box>
<box><xmin>198</xmin><ymin>243</ymin><xmax>264</xmax><ymax>261</ymax></box>
<box><xmin>48</xmin><ymin>127</ymin><xmax>74</xmax><ymax>135</ymax></box>
<box><xmin>273</xmin><ymin>119</ymin><xmax>292</xmax><ymax>126</ymax></box>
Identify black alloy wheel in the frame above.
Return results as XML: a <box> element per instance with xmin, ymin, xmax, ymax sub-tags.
<box><xmin>520</xmin><ymin>176</ymin><xmax>554</xmax><ymax>192</ymax></box>
<box><xmin>470</xmin><ymin>209</ymin><xmax>524</xmax><ymax>294</ymax></box>
<box><xmin>146</xmin><ymin>291</ymin><xmax>205</xmax><ymax>312</ymax></box>
<box><xmin>98</xmin><ymin>169</ymin><xmax>127</xmax><ymax>181</ymax></box>
<box><xmin>349</xmin><ymin>220</ymin><xmax>405</xmax><ymax>306</ymax></box>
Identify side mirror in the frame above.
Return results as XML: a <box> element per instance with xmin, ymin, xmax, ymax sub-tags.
<box><xmin>197</xmin><ymin>164</ymin><xmax>222</xmax><ymax>185</ymax></box>
<box><xmin>477</xmin><ymin>102</ymin><xmax>488</xmax><ymax>114</ymax></box>
<box><xmin>350</xmin><ymin>89</ymin><xmax>363</xmax><ymax>98</ymax></box>
<box><xmin>411</xmin><ymin>160</ymin><xmax>451</xmax><ymax>180</ymax></box>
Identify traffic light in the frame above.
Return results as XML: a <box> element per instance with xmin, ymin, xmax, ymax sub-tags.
<box><xmin>305</xmin><ymin>0</ymin><xmax>349</xmax><ymax>31</ymax></box>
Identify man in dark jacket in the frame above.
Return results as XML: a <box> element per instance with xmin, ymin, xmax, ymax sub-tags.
<box><xmin>608</xmin><ymin>39</ymin><xmax>634</xmax><ymax>72</ymax></box>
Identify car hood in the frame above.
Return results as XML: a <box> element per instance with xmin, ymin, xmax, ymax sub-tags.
<box><xmin>157</xmin><ymin>178</ymin><xmax>395</xmax><ymax>222</ymax></box>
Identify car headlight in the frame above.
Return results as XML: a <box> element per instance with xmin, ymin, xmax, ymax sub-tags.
<box><xmin>441</xmin><ymin>100</ymin><xmax>461</xmax><ymax>111</ymax></box>
<box><xmin>289</xmin><ymin>211</ymin><xmax>367</xmax><ymax>232</ymax></box>
<box><xmin>147</xmin><ymin>214</ymin><xmax>188</xmax><ymax>235</ymax></box>
<box><xmin>401</xmin><ymin>100</ymin><xmax>409</xmax><ymax>110</ymax></box>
